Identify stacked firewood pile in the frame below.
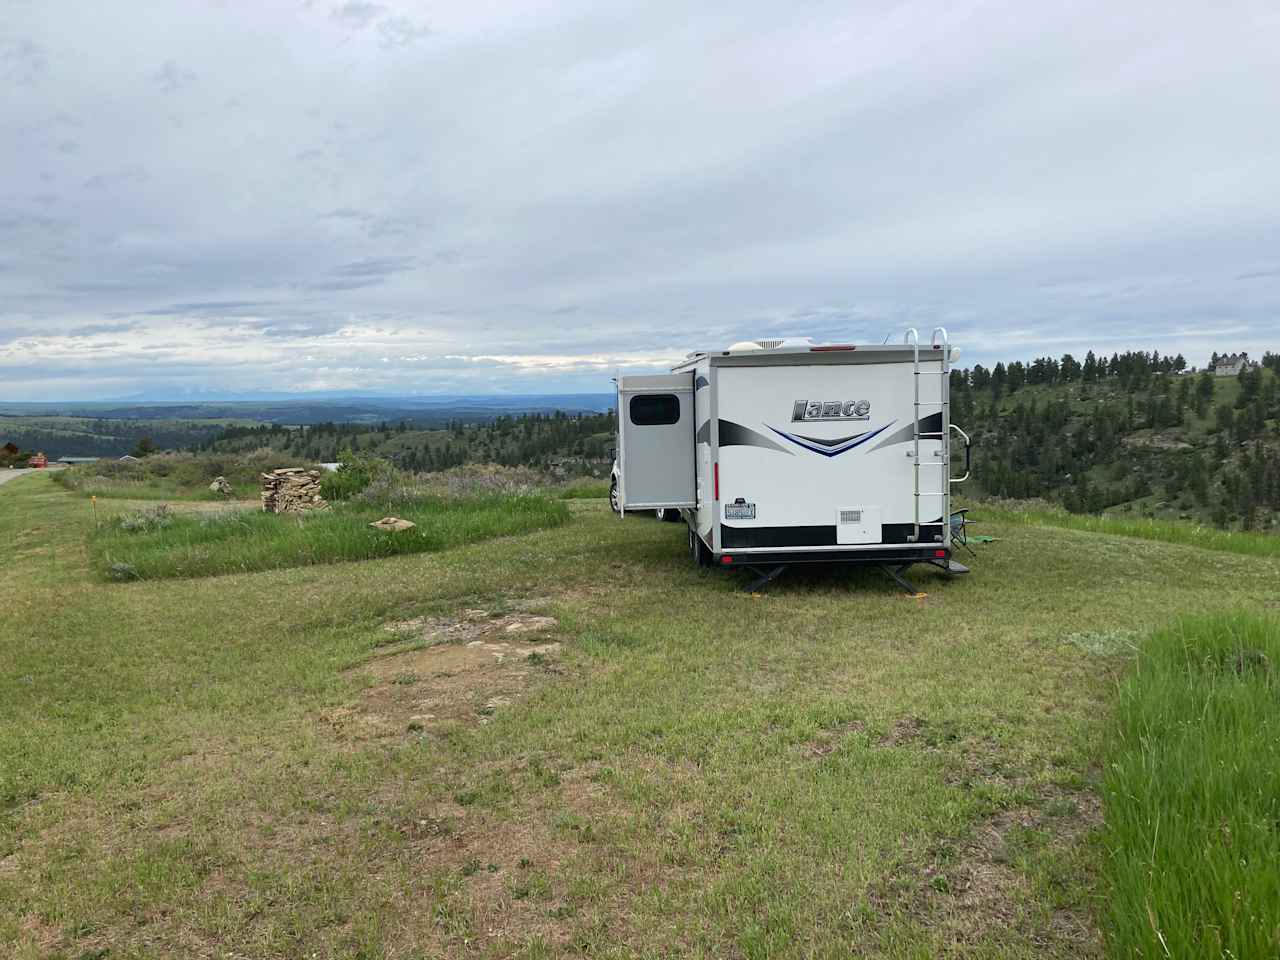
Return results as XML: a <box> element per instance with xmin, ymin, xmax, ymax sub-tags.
<box><xmin>260</xmin><ymin>468</ymin><xmax>328</xmax><ymax>514</ymax></box>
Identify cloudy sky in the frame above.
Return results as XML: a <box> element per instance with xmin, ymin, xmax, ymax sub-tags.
<box><xmin>2</xmin><ymin>0</ymin><xmax>1277</xmax><ymax>400</ymax></box>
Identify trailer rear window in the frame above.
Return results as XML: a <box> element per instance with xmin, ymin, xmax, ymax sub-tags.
<box><xmin>630</xmin><ymin>393</ymin><xmax>680</xmax><ymax>426</ymax></box>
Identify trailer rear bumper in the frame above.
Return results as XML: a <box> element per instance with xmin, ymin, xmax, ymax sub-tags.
<box><xmin>720</xmin><ymin>523</ymin><xmax>946</xmax><ymax>549</ymax></box>
<box><xmin>714</xmin><ymin>545</ymin><xmax>948</xmax><ymax>566</ymax></box>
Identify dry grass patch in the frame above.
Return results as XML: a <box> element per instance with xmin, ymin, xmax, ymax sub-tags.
<box><xmin>842</xmin><ymin>708</ymin><xmax>1106</xmax><ymax>954</ymax></box>
<box><xmin>366</xmin><ymin>757</ymin><xmax>684</xmax><ymax>958</ymax></box>
<box><xmin>393</xmin><ymin>803</ymin><xmax>589</xmax><ymax>954</ymax></box>
<box><xmin>906</xmin><ymin>786</ymin><xmax>1104</xmax><ymax>955</ymax></box>
<box><xmin>799</xmin><ymin>720</ymin><xmax>867</xmax><ymax>759</ymax></box>
<box><xmin>865</xmin><ymin>718</ymin><xmax>1105</xmax><ymax>956</ymax></box>
<box><xmin>877</xmin><ymin>715</ymin><xmax>927</xmax><ymax>747</ymax></box>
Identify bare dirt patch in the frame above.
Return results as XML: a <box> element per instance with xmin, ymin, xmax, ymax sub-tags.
<box><xmin>323</xmin><ymin>610</ymin><xmax>563</xmax><ymax>741</ymax></box>
<box><xmin>382</xmin><ymin>607</ymin><xmax>560</xmax><ymax>647</ymax></box>
<box><xmin>1121</xmin><ymin>434</ymin><xmax>1193</xmax><ymax>451</ymax></box>
<box><xmin>801</xmin><ymin>720</ymin><xmax>867</xmax><ymax>759</ymax></box>
<box><xmin>923</xmin><ymin>806</ymin><xmax>1038</xmax><ymax>920</ymax></box>
<box><xmin>405</xmin><ymin>806</ymin><xmax>586</xmax><ymax>952</ymax></box>
<box><xmin>15</xmin><ymin>914</ymin><xmax>62</xmax><ymax>954</ymax></box>
<box><xmin>862</xmin><ymin>716</ymin><xmax>1104</xmax><ymax>953</ymax></box>
<box><xmin>366</xmin><ymin>758</ymin><xmax>659</xmax><ymax>956</ymax></box>
<box><xmin>878</xmin><ymin>715</ymin><xmax>926</xmax><ymax>747</ymax></box>
<box><xmin>911</xmin><ymin>788</ymin><xmax>1103</xmax><ymax>954</ymax></box>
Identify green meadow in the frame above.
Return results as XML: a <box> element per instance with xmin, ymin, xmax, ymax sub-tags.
<box><xmin>1</xmin><ymin>472</ymin><xmax>1277</xmax><ymax>958</ymax></box>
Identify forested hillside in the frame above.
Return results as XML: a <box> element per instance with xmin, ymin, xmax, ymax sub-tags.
<box><xmin>956</xmin><ymin>351</ymin><xmax>1280</xmax><ymax>530</ymax></box>
<box><xmin>202</xmin><ymin>411</ymin><xmax>617</xmax><ymax>478</ymax></box>
<box><xmin>0</xmin><ymin>416</ymin><xmax>247</xmax><ymax>459</ymax></box>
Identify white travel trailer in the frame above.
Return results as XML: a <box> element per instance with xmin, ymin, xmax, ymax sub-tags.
<box><xmin>611</xmin><ymin>329</ymin><xmax>972</xmax><ymax>591</ymax></box>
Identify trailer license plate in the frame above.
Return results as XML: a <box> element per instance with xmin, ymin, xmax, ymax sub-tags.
<box><xmin>724</xmin><ymin>501</ymin><xmax>756</xmax><ymax>520</ymax></box>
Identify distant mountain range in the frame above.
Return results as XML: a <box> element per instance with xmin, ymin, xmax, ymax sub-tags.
<box><xmin>0</xmin><ymin>393</ymin><xmax>616</xmax><ymax>425</ymax></box>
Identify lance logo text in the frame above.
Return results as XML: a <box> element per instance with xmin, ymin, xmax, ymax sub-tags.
<box><xmin>791</xmin><ymin>400</ymin><xmax>871</xmax><ymax>422</ymax></box>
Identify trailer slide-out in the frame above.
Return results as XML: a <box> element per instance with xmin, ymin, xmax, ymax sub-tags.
<box><xmin>612</xmin><ymin>329</ymin><xmax>972</xmax><ymax>591</ymax></box>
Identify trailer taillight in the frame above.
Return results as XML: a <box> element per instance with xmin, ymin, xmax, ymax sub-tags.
<box><xmin>714</xmin><ymin>462</ymin><xmax>719</xmax><ymax>501</ymax></box>
<box><xmin>934</xmin><ymin>549</ymin><xmax>946</xmax><ymax>558</ymax></box>
<box><xmin>720</xmin><ymin>555</ymin><xmax>734</xmax><ymax>565</ymax></box>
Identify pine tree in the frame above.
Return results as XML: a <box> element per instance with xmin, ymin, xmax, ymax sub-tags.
<box><xmin>1082</xmin><ymin>351</ymin><xmax>1098</xmax><ymax>382</ymax></box>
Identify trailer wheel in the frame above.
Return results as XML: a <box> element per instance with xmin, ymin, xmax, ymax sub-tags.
<box><xmin>688</xmin><ymin>525</ymin><xmax>711</xmax><ymax>567</ymax></box>
<box><xmin>609</xmin><ymin>478</ymin><xmax>620</xmax><ymax>514</ymax></box>
<box><xmin>655</xmin><ymin>508</ymin><xmax>682</xmax><ymax>522</ymax></box>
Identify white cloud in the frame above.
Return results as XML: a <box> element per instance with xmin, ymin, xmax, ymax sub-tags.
<box><xmin>0</xmin><ymin>0</ymin><xmax>1277</xmax><ymax>399</ymax></box>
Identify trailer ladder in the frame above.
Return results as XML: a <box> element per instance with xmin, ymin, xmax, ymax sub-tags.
<box><xmin>903</xmin><ymin>327</ymin><xmax>951</xmax><ymax>544</ymax></box>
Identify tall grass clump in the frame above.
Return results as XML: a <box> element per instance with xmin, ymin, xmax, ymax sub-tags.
<box><xmin>346</xmin><ymin>464</ymin><xmax>549</xmax><ymax>505</ymax></box>
<box><xmin>985</xmin><ymin>502</ymin><xmax>1280</xmax><ymax>559</ymax></box>
<box><xmin>1102</xmin><ymin>612</ymin><xmax>1280</xmax><ymax>958</ymax></box>
<box><xmin>91</xmin><ymin>494</ymin><xmax>571</xmax><ymax>580</ymax></box>
<box><xmin>54</xmin><ymin>450</ymin><xmax>288</xmax><ymax>500</ymax></box>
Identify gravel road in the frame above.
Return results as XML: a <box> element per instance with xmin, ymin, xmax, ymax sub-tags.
<box><xmin>0</xmin><ymin>466</ymin><xmax>63</xmax><ymax>487</ymax></box>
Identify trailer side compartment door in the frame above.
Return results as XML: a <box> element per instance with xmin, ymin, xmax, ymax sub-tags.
<box><xmin>617</xmin><ymin>373</ymin><xmax>696</xmax><ymax>510</ymax></box>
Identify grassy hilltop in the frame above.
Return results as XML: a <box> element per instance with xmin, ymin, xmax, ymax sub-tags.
<box><xmin>2</xmin><ymin>470</ymin><xmax>1278</xmax><ymax>958</ymax></box>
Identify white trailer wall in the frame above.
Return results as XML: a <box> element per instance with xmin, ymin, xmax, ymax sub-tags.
<box><xmin>714</xmin><ymin>360</ymin><xmax>945</xmax><ymax>539</ymax></box>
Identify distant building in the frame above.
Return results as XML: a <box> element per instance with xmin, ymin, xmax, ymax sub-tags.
<box><xmin>1212</xmin><ymin>352</ymin><xmax>1257</xmax><ymax>376</ymax></box>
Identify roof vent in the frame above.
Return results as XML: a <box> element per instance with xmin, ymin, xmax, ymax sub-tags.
<box><xmin>753</xmin><ymin>338</ymin><xmax>785</xmax><ymax>349</ymax></box>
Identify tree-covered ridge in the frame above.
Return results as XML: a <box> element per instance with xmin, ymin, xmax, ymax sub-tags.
<box><xmin>0</xmin><ymin>416</ymin><xmax>240</xmax><ymax>460</ymax></box>
<box><xmin>203</xmin><ymin>410</ymin><xmax>617</xmax><ymax>477</ymax></box>
<box><xmin>197</xmin><ymin>348</ymin><xmax>1280</xmax><ymax>531</ymax></box>
<box><xmin>954</xmin><ymin>351</ymin><xmax>1280</xmax><ymax>529</ymax></box>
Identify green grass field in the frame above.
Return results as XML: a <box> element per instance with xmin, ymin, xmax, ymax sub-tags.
<box><xmin>2</xmin><ymin>473</ymin><xmax>1277</xmax><ymax>958</ymax></box>
<box><xmin>555</xmin><ymin>480</ymin><xmax>611</xmax><ymax>500</ymax></box>
<box><xmin>90</xmin><ymin>496</ymin><xmax>571</xmax><ymax>581</ymax></box>
<box><xmin>981</xmin><ymin>503</ymin><xmax>1280</xmax><ymax>559</ymax></box>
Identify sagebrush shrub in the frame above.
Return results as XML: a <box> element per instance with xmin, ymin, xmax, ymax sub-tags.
<box><xmin>320</xmin><ymin>452</ymin><xmax>394</xmax><ymax>501</ymax></box>
<box><xmin>118</xmin><ymin>504</ymin><xmax>173</xmax><ymax>532</ymax></box>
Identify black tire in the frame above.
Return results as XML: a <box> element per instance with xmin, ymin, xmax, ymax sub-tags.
<box><xmin>656</xmin><ymin>508</ymin><xmax>682</xmax><ymax>522</ymax></box>
<box><xmin>688</xmin><ymin>524</ymin><xmax>711</xmax><ymax>567</ymax></box>
<box><xmin>609</xmin><ymin>478</ymin><xmax>620</xmax><ymax>514</ymax></box>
